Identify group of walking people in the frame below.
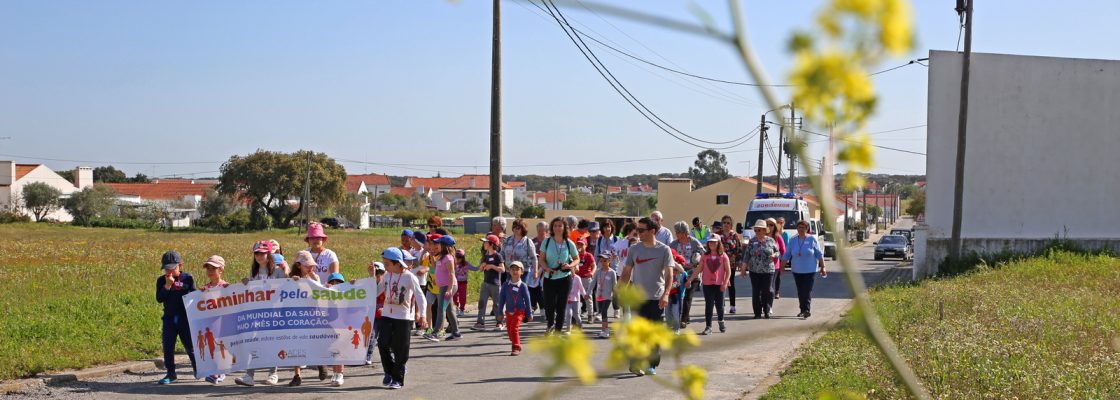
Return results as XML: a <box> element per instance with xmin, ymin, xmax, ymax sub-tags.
<box><xmin>155</xmin><ymin>211</ymin><xmax>828</xmax><ymax>389</ymax></box>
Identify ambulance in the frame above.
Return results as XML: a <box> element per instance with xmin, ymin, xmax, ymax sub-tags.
<box><xmin>743</xmin><ymin>193</ymin><xmax>812</xmax><ymax>239</ymax></box>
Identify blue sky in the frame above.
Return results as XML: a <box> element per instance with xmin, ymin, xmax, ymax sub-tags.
<box><xmin>2</xmin><ymin>0</ymin><xmax>1118</xmax><ymax>179</ymax></box>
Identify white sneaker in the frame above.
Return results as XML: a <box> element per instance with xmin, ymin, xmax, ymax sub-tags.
<box><xmin>234</xmin><ymin>374</ymin><xmax>255</xmax><ymax>387</ymax></box>
<box><xmin>613</xmin><ymin>310</ymin><xmax>619</xmax><ymax>318</ymax></box>
<box><xmin>265</xmin><ymin>374</ymin><xmax>279</xmax><ymax>385</ymax></box>
<box><xmin>332</xmin><ymin>373</ymin><xmax>344</xmax><ymax>387</ymax></box>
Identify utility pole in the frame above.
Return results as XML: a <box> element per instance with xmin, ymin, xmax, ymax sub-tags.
<box><xmin>302</xmin><ymin>151</ymin><xmax>312</xmax><ymax>235</ymax></box>
<box><xmin>488</xmin><ymin>0</ymin><xmax>503</xmax><ymax>219</ymax></box>
<box><xmin>788</xmin><ymin>104</ymin><xmax>797</xmax><ymax>193</ymax></box>
<box><xmin>949</xmin><ymin>0</ymin><xmax>973</xmax><ymax>261</ymax></box>
<box><xmin>776</xmin><ymin>125</ymin><xmax>783</xmax><ymax>193</ymax></box>
<box><xmin>756</xmin><ymin>114</ymin><xmax>767</xmax><ymax>193</ymax></box>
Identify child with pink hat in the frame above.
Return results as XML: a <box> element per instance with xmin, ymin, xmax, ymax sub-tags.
<box><xmin>304</xmin><ymin>223</ymin><xmax>340</xmax><ymax>286</ymax></box>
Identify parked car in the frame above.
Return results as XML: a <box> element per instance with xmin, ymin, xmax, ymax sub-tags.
<box><xmin>319</xmin><ymin>217</ymin><xmax>356</xmax><ymax>229</ymax></box>
<box><xmin>890</xmin><ymin>228</ymin><xmax>914</xmax><ymax>244</ymax></box>
<box><xmin>874</xmin><ymin>235</ymin><xmax>912</xmax><ymax>261</ymax></box>
<box><xmin>821</xmin><ymin>231</ymin><xmax>838</xmax><ymax>261</ymax></box>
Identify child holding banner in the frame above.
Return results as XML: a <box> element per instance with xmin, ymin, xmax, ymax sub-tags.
<box><xmin>377</xmin><ymin>248</ymin><xmax>427</xmax><ymax>390</ymax></box>
<box><xmin>198</xmin><ymin>255</ymin><xmax>229</xmax><ymax>384</ymax></box>
<box><xmin>234</xmin><ymin>241</ymin><xmax>288</xmax><ymax>387</ymax></box>
<box><xmin>155</xmin><ymin>250</ymin><xmax>197</xmax><ymax>385</ymax></box>
<box><xmin>365</xmin><ymin>262</ymin><xmax>386</xmax><ymax>365</ymax></box>
<box><xmin>285</xmin><ymin>250</ymin><xmax>321</xmax><ymax>387</ymax></box>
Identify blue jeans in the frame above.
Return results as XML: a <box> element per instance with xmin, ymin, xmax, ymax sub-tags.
<box><xmin>161</xmin><ymin>314</ymin><xmax>197</xmax><ymax>378</ymax></box>
<box><xmin>793</xmin><ymin>273</ymin><xmax>815</xmax><ymax>313</ymax></box>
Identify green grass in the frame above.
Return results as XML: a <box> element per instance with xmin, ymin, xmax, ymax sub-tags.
<box><xmin>0</xmin><ymin>223</ymin><xmax>486</xmax><ymax>380</ymax></box>
<box><xmin>763</xmin><ymin>249</ymin><xmax>1120</xmax><ymax>399</ymax></box>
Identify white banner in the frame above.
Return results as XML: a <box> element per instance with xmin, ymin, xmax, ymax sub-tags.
<box><xmin>182</xmin><ymin>278</ymin><xmax>377</xmax><ymax>378</ymax></box>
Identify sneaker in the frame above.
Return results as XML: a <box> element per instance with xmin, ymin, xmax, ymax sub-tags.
<box><xmin>382</xmin><ymin>373</ymin><xmax>392</xmax><ymax>386</ymax></box>
<box><xmin>494</xmin><ymin>324</ymin><xmax>506</xmax><ymax>332</ymax></box>
<box><xmin>364</xmin><ymin>359</ymin><xmax>373</xmax><ymax>366</ymax></box>
<box><xmin>423</xmin><ymin>333</ymin><xmax>440</xmax><ymax>342</ymax></box>
<box><xmin>764</xmin><ymin>313</ymin><xmax>771</xmax><ymax>319</ymax></box>
<box><xmin>701</xmin><ymin>327</ymin><xmax>712</xmax><ymax>335</ymax></box>
<box><xmin>597</xmin><ymin>330</ymin><xmax>608</xmax><ymax>339</ymax></box>
<box><xmin>457</xmin><ymin>309</ymin><xmax>465</xmax><ymax>317</ymax></box>
<box><xmin>719</xmin><ymin>321</ymin><xmax>726</xmax><ymax>333</ymax></box>
<box><xmin>318</xmin><ymin>366</ymin><xmax>328</xmax><ymax>381</ymax></box>
<box><xmin>332</xmin><ymin>373</ymin><xmax>344</xmax><ymax>387</ymax></box>
<box><xmin>545</xmin><ymin>328</ymin><xmax>555</xmax><ymax>336</ymax></box>
<box><xmin>234</xmin><ymin>374</ymin><xmax>255</xmax><ymax>387</ymax></box>
<box><xmin>729</xmin><ymin>306</ymin><xmax>736</xmax><ymax>314</ymax></box>
<box><xmin>646</xmin><ymin>367</ymin><xmax>657</xmax><ymax>375</ymax></box>
<box><xmin>613</xmin><ymin>310</ymin><xmax>620</xmax><ymax>318</ymax></box>
<box><xmin>470</xmin><ymin>323</ymin><xmax>485</xmax><ymax>331</ymax></box>
<box><xmin>630</xmin><ymin>367</ymin><xmax>646</xmax><ymax>377</ymax></box>
<box><xmin>204</xmin><ymin>374</ymin><xmax>225</xmax><ymax>384</ymax></box>
<box><xmin>774</xmin><ymin>293</ymin><xmax>780</xmax><ymax>299</ymax></box>
<box><xmin>266</xmin><ymin>374</ymin><xmax>279</xmax><ymax>385</ymax></box>
<box><xmin>803</xmin><ymin>311</ymin><xmax>811</xmax><ymax>318</ymax></box>
<box><xmin>510</xmin><ymin>350</ymin><xmax>520</xmax><ymax>356</ymax></box>
<box><xmin>388</xmin><ymin>381</ymin><xmax>402</xmax><ymax>390</ymax></box>
<box><xmin>287</xmin><ymin>375</ymin><xmax>302</xmax><ymax>387</ymax></box>
<box><xmin>445</xmin><ymin>332</ymin><xmax>462</xmax><ymax>341</ymax></box>
<box><xmin>412</xmin><ymin>329</ymin><xmax>423</xmax><ymax>336</ymax></box>
<box><xmin>157</xmin><ymin>376</ymin><xmax>177</xmax><ymax>385</ymax></box>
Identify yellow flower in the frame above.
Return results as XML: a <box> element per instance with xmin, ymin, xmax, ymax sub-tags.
<box><xmin>675</xmin><ymin>364</ymin><xmax>708</xmax><ymax>400</ymax></box>
<box><xmin>608</xmin><ymin>317</ymin><xmax>677</xmax><ymax>370</ymax></box>
<box><xmin>614</xmin><ymin>284</ymin><xmax>646</xmax><ymax>309</ymax></box>
<box><xmin>879</xmin><ymin>0</ymin><xmax>913</xmax><ymax>56</ymax></box>
<box><xmin>528</xmin><ymin>329</ymin><xmax>597</xmax><ymax>385</ymax></box>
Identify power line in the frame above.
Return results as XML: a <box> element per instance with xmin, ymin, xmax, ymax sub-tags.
<box><xmin>799</xmin><ymin>129</ymin><xmax>927</xmax><ymax>156</ymax></box>
<box><xmin>0</xmin><ymin>153</ymin><xmax>220</xmax><ymax>165</ymax></box>
<box><xmin>868</xmin><ymin>124</ymin><xmax>926</xmax><ymax>135</ymax></box>
<box><xmin>538</xmin><ymin>0</ymin><xmax>750</xmax><ymax>149</ymax></box>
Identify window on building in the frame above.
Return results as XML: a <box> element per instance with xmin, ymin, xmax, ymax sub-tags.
<box><xmin>716</xmin><ymin>194</ymin><xmax>729</xmax><ymax>205</ymax></box>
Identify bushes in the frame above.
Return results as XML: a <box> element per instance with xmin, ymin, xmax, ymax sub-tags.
<box><xmin>197</xmin><ymin>208</ymin><xmax>252</xmax><ymax>232</ymax></box>
<box><xmin>0</xmin><ymin>211</ymin><xmax>30</xmax><ymax>224</ymax></box>
<box><xmin>87</xmin><ymin>216</ymin><xmax>156</xmax><ymax>229</ymax></box>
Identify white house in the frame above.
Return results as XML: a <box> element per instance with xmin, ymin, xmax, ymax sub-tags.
<box><xmin>106</xmin><ymin>179</ymin><xmax>216</xmax><ymax>227</ymax></box>
<box><xmin>508</xmin><ymin>181</ymin><xmax>528</xmax><ymax>200</ymax></box>
<box><xmin>346</xmin><ymin>173</ymin><xmax>392</xmax><ymax>200</ymax></box>
<box><xmin>916</xmin><ymin>51</ymin><xmax>1120</xmax><ymax>279</ymax></box>
<box><xmin>406</xmin><ymin>175</ymin><xmax>515</xmax><ymax>211</ymax></box>
<box><xmin>531</xmin><ymin>190</ymin><xmax>567</xmax><ymax>211</ymax></box>
<box><xmin>0</xmin><ymin>161</ymin><xmax>91</xmax><ymax>221</ymax></box>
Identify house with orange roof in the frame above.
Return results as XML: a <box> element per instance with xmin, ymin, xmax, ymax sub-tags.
<box><xmin>531</xmin><ymin>190</ymin><xmax>567</xmax><ymax>211</ymax></box>
<box><xmin>106</xmin><ymin>179</ymin><xmax>219</xmax><ymax>227</ymax></box>
<box><xmin>346</xmin><ymin>173</ymin><xmax>392</xmax><ymax>202</ymax></box>
<box><xmin>0</xmin><ymin>161</ymin><xmax>92</xmax><ymax>222</ymax></box>
<box><xmin>507</xmin><ymin>181</ymin><xmax>528</xmax><ymax>200</ymax></box>
<box><xmin>406</xmin><ymin>175</ymin><xmax>514</xmax><ymax>211</ymax></box>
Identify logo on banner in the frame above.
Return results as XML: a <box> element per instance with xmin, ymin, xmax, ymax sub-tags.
<box><xmin>278</xmin><ymin>350</ymin><xmax>287</xmax><ymax>360</ymax></box>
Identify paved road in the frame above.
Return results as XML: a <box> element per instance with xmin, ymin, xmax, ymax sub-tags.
<box><xmin>7</xmin><ymin>219</ymin><xmax>912</xmax><ymax>400</ymax></box>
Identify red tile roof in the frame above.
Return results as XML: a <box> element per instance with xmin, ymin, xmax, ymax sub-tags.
<box><xmin>532</xmin><ymin>191</ymin><xmax>567</xmax><ymax>204</ymax></box>
<box><xmin>408</xmin><ymin>177</ymin><xmax>457</xmax><ymax>190</ymax></box>
<box><xmin>106</xmin><ymin>181</ymin><xmax>214</xmax><ymax>201</ymax></box>
<box><xmin>626</xmin><ymin>184</ymin><xmax>654</xmax><ymax>193</ymax></box>
<box><xmin>15</xmin><ymin>164</ymin><xmax>40</xmax><ymax>180</ymax></box>
<box><xmin>389</xmin><ymin>187</ymin><xmax>416</xmax><ymax>197</ymax></box>
<box><xmin>441</xmin><ymin>175</ymin><xmax>513</xmax><ymax>190</ymax></box>
<box><xmin>606</xmin><ymin>186</ymin><xmax>622</xmax><ymax>194</ymax></box>
<box><xmin>507</xmin><ymin>181</ymin><xmax>526</xmax><ymax>188</ymax></box>
<box><xmin>346</xmin><ymin>173</ymin><xmax>391</xmax><ymax>192</ymax></box>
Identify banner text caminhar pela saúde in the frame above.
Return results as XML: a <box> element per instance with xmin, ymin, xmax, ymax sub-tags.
<box><xmin>195</xmin><ymin>288</ymin><xmax>368</xmax><ymax>312</ymax></box>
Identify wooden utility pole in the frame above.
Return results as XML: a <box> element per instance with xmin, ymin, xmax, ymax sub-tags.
<box><xmin>488</xmin><ymin>0</ymin><xmax>503</xmax><ymax>219</ymax></box>
<box><xmin>949</xmin><ymin>0</ymin><xmax>973</xmax><ymax>261</ymax></box>
<box><xmin>757</xmin><ymin>114</ymin><xmax>767</xmax><ymax>193</ymax></box>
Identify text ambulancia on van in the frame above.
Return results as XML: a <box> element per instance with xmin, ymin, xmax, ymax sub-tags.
<box><xmin>743</xmin><ymin>193</ymin><xmax>811</xmax><ymax>239</ymax></box>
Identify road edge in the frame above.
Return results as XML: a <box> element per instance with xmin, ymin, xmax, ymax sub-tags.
<box><xmin>0</xmin><ymin>356</ymin><xmax>187</xmax><ymax>395</ymax></box>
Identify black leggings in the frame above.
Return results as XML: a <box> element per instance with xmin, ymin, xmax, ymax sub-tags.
<box><xmin>727</xmin><ymin>274</ymin><xmax>737</xmax><ymax>307</ymax></box>
<box><xmin>774</xmin><ymin>270</ymin><xmax>782</xmax><ymax>295</ymax></box>
<box><xmin>749</xmin><ymin>272</ymin><xmax>774</xmax><ymax>317</ymax></box>
<box><xmin>529</xmin><ymin>285</ymin><xmax>543</xmax><ymax>312</ymax></box>
<box><xmin>702</xmin><ymin>284</ymin><xmax>725</xmax><ymax>327</ymax></box>
<box><xmin>377</xmin><ymin>317</ymin><xmax>414</xmax><ymax>385</ymax></box>
<box><xmin>543</xmin><ymin>276</ymin><xmax>572</xmax><ymax>332</ymax></box>
<box><xmin>681</xmin><ymin>272</ymin><xmax>697</xmax><ymax>323</ymax></box>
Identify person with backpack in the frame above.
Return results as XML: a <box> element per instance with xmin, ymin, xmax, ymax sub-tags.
<box><xmin>539</xmin><ymin>217</ymin><xmax>578</xmax><ymax>336</ymax></box>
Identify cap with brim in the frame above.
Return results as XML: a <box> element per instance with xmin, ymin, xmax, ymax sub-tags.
<box><xmin>436</xmin><ymin>235</ymin><xmax>456</xmax><ymax>246</ymax></box>
<box><xmin>252</xmin><ymin>240</ymin><xmax>273</xmax><ymax>253</ymax></box>
<box><xmin>401</xmin><ymin>229</ymin><xmax>414</xmax><ymax>237</ymax></box>
<box><xmin>372</xmin><ymin>262</ymin><xmax>386</xmax><ymax>271</ymax></box>
<box><xmin>508</xmin><ymin>261</ymin><xmax>525</xmax><ymax>270</ymax></box>
<box><xmin>268</xmin><ymin>239</ymin><xmax>281</xmax><ymax>253</ymax></box>
<box><xmin>305</xmin><ymin>223</ymin><xmax>328</xmax><ymax>240</ymax></box>
<box><xmin>587</xmin><ymin>221</ymin><xmax>600</xmax><ymax>232</ymax></box>
<box><xmin>327</xmin><ymin>272</ymin><xmax>345</xmax><ymax>283</ymax></box>
<box><xmin>413</xmin><ymin>231</ymin><xmax>427</xmax><ymax>244</ymax></box>
<box><xmin>427</xmin><ymin>233</ymin><xmax>443</xmax><ymax>243</ymax></box>
<box><xmin>707</xmin><ymin>234</ymin><xmax>721</xmax><ymax>243</ymax></box>
<box><xmin>161</xmin><ymin>250</ymin><xmax>182</xmax><ymax>270</ymax></box>
<box><xmin>752</xmin><ymin>220</ymin><xmax>769</xmax><ymax>230</ymax></box>
<box><xmin>203</xmin><ymin>255</ymin><xmax>226</xmax><ymax>269</ymax></box>
<box><xmin>598</xmin><ymin>251</ymin><xmax>613</xmax><ymax>259</ymax></box>
<box><xmin>294</xmin><ymin>250</ymin><xmax>317</xmax><ymax>267</ymax></box>
<box><xmin>481</xmin><ymin>234</ymin><xmax>501</xmax><ymax>247</ymax></box>
<box><xmin>712</xmin><ymin>221</ymin><xmax>723</xmax><ymax>228</ymax></box>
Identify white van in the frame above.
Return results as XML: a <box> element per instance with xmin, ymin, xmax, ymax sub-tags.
<box><xmin>743</xmin><ymin>193</ymin><xmax>812</xmax><ymax>240</ymax></box>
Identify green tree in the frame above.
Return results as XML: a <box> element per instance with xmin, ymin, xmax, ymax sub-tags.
<box><xmin>867</xmin><ymin>204</ymin><xmax>882</xmax><ymax>224</ymax></box>
<box><xmin>21</xmin><ymin>182</ymin><xmax>63</xmax><ymax>221</ymax></box>
<box><xmin>464</xmin><ymin>197</ymin><xmax>484</xmax><ymax>213</ymax></box>
<box><xmin>333</xmin><ymin>193</ymin><xmax>367</xmax><ymax>227</ymax></box>
<box><xmin>198</xmin><ymin>189</ymin><xmax>238</xmax><ymax>219</ymax></box>
<box><xmin>93</xmin><ymin>166</ymin><xmax>128</xmax><ymax>183</ymax></box>
<box><xmin>687</xmin><ymin>149</ymin><xmax>730</xmax><ymax>188</ymax></box>
<box><xmin>623</xmin><ymin>195</ymin><xmax>650</xmax><ymax>217</ymax></box>
<box><xmin>64</xmin><ymin>184</ymin><xmax>119</xmax><ymax>226</ymax></box>
<box><xmin>216</xmin><ymin>150</ymin><xmax>347</xmax><ymax>228</ymax></box>
<box><xmin>905</xmin><ymin>190</ymin><xmax>925</xmax><ymax>217</ymax></box>
<box><xmin>375</xmin><ymin>193</ymin><xmax>407</xmax><ymax>210</ymax></box>
<box><xmin>520</xmin><ymin>204</ymin><xmax>545</xmax><ymax>219</ymax></box>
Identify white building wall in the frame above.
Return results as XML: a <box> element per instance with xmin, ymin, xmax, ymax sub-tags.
<box><xmin>919</xmin><ymin>51</ymin><xmax>1120</xmax><ymax>278</ymax></box>
<box><xmin>10</xmin><ymin>167</ymin><xmax>83</xmax><ymax>221</ymax></box>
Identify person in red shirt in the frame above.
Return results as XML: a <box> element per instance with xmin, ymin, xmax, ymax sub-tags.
<box><xmin>574</xmin><ymin>238</ymin><xmax>597</xmax><ymax>321</ymax></box>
